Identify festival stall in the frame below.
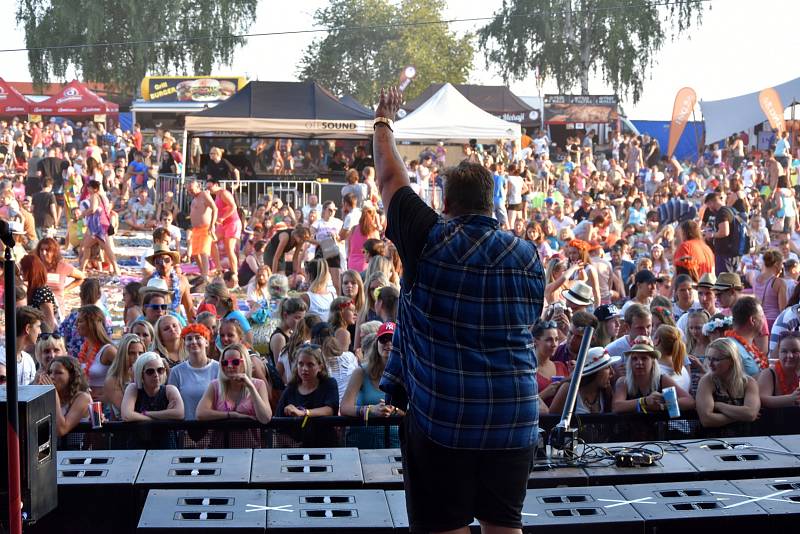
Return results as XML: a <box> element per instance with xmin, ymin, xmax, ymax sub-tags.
<box><xmin>184</xmin><ymin>81</ymin><xmax>374</xmax><ymax>138</ymax></box>
<box><xmin>131</xmin><ymin>75</ymin><xmax>247</xmax><ymax>130</ymax></box>
<box><xmin>0</xmin><ymin>77</ymin><xmax>32</xmax><ymax>117</ymax></box>
<box><xmin>402</xmin><ymin>83</ymin><xmax>538</xmax><ymax>128</ymax></box>
<box><xmin>393</xmin><ymin>83</ymin><xmax>521</xmax><ymax>142</ymax></box>
<box><xmin>543</xmin><ymin>94</ymin><xmax>620</xmax><ymax>148</ymax></box>
<box><xmin>30</xmin><ymin>80</ymin><xmax>119</xmax><ymax>123</ymax></box>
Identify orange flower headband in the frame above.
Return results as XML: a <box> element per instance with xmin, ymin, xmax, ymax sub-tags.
<box><xmin>181</xmin><ymin>323</ymin><xmax>211</xmax><ymax>342</ymax></box>
<box><xmin>568</xmin><ymin>239</ymin><xmax>591</xmax><ymax>252</ymax></box>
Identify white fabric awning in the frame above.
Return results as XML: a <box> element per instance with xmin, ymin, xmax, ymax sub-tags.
<box><xmin>701</xmin><ymin>76</ymin><xmax>800</xmax><ymax>143</ymax></box>
<box><xmin>394</xmin><ymin>83</ymin><xmax>521</xmax><ymax>142</ymax></box>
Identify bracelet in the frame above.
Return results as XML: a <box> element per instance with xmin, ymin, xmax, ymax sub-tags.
<box><xmin>364</xmin><ymin>404</ymin><xmax>371</xmax><ymax>426</ymax></box>
<box><xmin>301</xmin><ymin>408</ymin><xmax>310</xmax><ymax>429</ymax></box>
<box><xmin>639</xmin><ymin>397</ymin><xmax>648</xmax><ymax>414</ymax></box>
<box><xmin>373</xmin><ymin>117</ymin><xmax>394</xmax><ymax>132</ymax></box>
<box><xmin>635</xmin><ymin>400</ymin><xmax>641</xmax><ymax>414</ymax></box>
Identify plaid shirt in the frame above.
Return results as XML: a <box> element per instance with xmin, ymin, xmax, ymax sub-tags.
<box><xmin>381</xmin><ymin>213</ymin><xmax>545</xmax><ymax>449</ymax></box>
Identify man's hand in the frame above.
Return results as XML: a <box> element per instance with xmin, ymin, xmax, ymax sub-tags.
<box><xmin>375</xmin><ymin>87</ymin><xmax>402</xmax><ymax>122</ymax></box>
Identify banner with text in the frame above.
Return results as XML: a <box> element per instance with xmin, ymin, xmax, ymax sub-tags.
<box><xmin>140</xmin><ymin>76</ymin><xmax>246</xmax><ymax>103</ymax></box>
<box><xmin>667</xmin><ymin>87</ymin><xmax>697</xmax><ymax>158</ymax></box>
<box><xmin>758</xmin><ymin>87</ymin><xmax>786</xmax><ymax>132</ymax></box>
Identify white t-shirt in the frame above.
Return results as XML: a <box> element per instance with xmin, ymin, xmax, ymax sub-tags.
<box><xmin>0</xmin><ymin>349</ymin><xmax>37</xmax><ymax>385</ymax></box>
<box><xmin>605</xmin><ymin>335</ymin><xmax>633</xmax><ymax>358</ymax></box>
<box><xmin>533</xmin><ymin>137</ymin><xmax>549</xmax><ymax>155</ymax></box>
<box><xmin>327</xmin><ymin>351</ymin><xmax>359</xmax><ymax>406</ymax></box>
<box><xmin>507</xmin><ymin>175</ymin><xmax>524</xmax><ymax>205</ymax></box>
<box><xmin>658</xmin><ymin>362</ymin><xmax>691</xmax><ymax>392</ymax></box>
<box><xmin>549</xmin><ymin>215</ymin><xmax>575</xmax><ymax>234</ymax></box>
<box><xmin>312</xmin><ymin>217</ymin><xmax>343</xmax><ymax>242</ymax></box>
<box><xmin>342</xmin><ymin>208</ymin><xmax>362</xmax><ymax>232</ymax></box>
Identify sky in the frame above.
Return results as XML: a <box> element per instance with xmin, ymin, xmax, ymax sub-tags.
<box><xmin>0</xmin><ymin>0</ymin><xmax>798</xmax><ymax>119</ymax></box>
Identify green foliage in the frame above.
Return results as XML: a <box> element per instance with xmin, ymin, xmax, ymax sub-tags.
<box><xmin>478</xmin><ymin>0</ymin><xmax>705</xmax><ymax>102</ymax></box>
<box><xmin>298</xmin><ymin>0</ymin><xmax>474</xmax><ymax>105</ymax></box>
<box><xmin>16</xmin><ymin>0</ymin><xmax>258</xmax><ymax>98</ymax></box>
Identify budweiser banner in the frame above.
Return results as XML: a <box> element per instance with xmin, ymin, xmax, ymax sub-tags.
<box><xmin>667</xmin><ymin>87</ymin><xmax>697</xmax><ymax>158</ymax></box>
<box><xmin>758</xmin><ymin>87</ymin><xmax>786</xmax><ymax>132</ymax></box>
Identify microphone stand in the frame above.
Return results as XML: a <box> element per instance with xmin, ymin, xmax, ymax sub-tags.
<box><xmin>548</xmin><ymin>326</ymin><xmax>595</xmax><ymax>459</ymax></box>
<box><xmin>4</xmin><ymin>241</ymin><xmax>22</xmax><ymax>534</ymax></box>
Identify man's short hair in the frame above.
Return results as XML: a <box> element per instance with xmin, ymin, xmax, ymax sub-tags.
<box><xmin>42</xmin><ymin>177</ymin><xmax>53</xmax><ymax>188</ymax></box>
<box><xmin>704</xmin><ymin>192</ymin><xmax>720</xmax><ymax>204</ymax></box>
<box><xmin>732</xmin><ymin>296</ymin><xmax>759</xmax><ymax>327</ymax></box>
<box><xmin>624</xmin><ymin>303</ymin><xmax>651</xmax><ymax>324</ymax></box>
<box><xmin>443</xmin><ymin>162</ymin><xmax>493</xmax><ymax>216</ymax></box>
<box><xmin>571</xmin><ymin>310</ymin><xmax>598</xmax><ymax>329</ymax></box>
<box><xmin>342</xmin><ymin>192</ymin><xmax>357</xmax><ymax>208</ymax></box>
<box><xmin>16</xmin><ymin>306</ymin><xmax>44</xmax><ymax>338</ymax></box>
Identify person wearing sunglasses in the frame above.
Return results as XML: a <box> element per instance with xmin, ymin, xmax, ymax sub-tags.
<box><xmin>143</xmin><ymin>243</ymin><xmax>194</xmax><ymax>323</ymax></box>
<box><xmin>121</xmin><ymin>352</ymin><xmax>184</xmax><ymax>423</ymax></box>
<box><xmin>341</xmin><ymin>322</ymin><xmax>403</xmax><ymax>448</ymax></box>
<box><xmin>196</xmin><ymin>343</ymin><xmax>271</xmax><ymax>427</ymax></box>
<box><xmin>32</xmin><ymin>332</ymin><xmax>66</xmax><ymax>386</ymax></box>
<box><xmin>48</xmin><ymin>356</ymin><xmax>92</xmax><ymax>438</ymax></box>
<box><xmin>696</xmin><ymin>338</ymin><xmax>760</xmax><ymax>429</ymax></box>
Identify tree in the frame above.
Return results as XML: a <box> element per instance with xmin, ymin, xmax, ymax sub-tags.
<box><xmin>298</xmin><ymin>0</ymin><xmax>474</xmax><ymax>104</ymax></box>
<box><xmin>16</xmin><ymin>0</ymin><xmax>258</xmax><ymax>99</ymax></box>
<box><xmin>478</xmin><ymin>0</ymin><xmax>705</xmax><ymax>102</ymax></box>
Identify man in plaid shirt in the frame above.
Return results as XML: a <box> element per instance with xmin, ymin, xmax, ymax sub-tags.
<box><xmin>374</xmin><ymin>87</ymin><xmax>545</xmax><ymax>533</ymax></box>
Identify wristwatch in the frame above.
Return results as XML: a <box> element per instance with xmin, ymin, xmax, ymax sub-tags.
<box><xmin>373</xmin><ymin>117</ymin><xmax>394</xmax><ymax>131</ymax></box>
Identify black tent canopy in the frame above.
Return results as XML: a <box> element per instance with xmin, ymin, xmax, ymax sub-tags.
<box><xmin>184</xmin><ymin>81</ymin><xmax>373</xmax><ymax>138</ymax></box>
<box><xmin>402</xmin><ymin>83</ymin><xmax>537</xmax><ymax>127</ymax></box>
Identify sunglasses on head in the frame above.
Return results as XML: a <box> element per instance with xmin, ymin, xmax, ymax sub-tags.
<box><xmin>222</xmin><ymin>358</ymin><xmax>242</xmax><ymax>368</ymax></box>
<box><xmin>146</xmin><ymin>304</ymin><xmax>169</xmax><ymax>311</ymax></box>
<box><xmin>144</xmin><ymin>367</ymin><xmax>166</xmax><ymax>376</ymax></box>
<box><xmin>38</xmin><ymin>332</ymin><xmax>62</xmax><ymax>342</ymax></box>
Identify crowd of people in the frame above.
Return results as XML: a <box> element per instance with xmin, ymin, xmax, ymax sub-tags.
<box><xmin>0</xmin><ymin>111</ymin><xmax>799</xmax><ymax>454</ymax></box>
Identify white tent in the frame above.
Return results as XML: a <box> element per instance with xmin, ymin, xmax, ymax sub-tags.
<box><xmin>394</xmin><ymin>83</ymin><xmax>521</xmax><ymax>142</ymax></box>
<box><xmin>701</xmin><ymin>75</ymin><xmax>800</xmax><ymax>143</ymax></box>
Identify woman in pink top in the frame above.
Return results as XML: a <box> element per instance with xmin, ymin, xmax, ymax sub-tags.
<box><xmin>207</xmin><ymin>176</ymin><xmax>242</xmax><ymax>278</ymax></box>
<box><xmin>347</xmin><ymin>204</ymin><xmax>381</xmax><ymax>273</ymax></box>
<box><xmin>746</xmin><ymin>249</ymin><xmax>787</xmax><ymax>331</ymax></box>
<box><xmin>36</xmin><ymin>237</ymin><xmax>85</xmax><ymax>310</ymax></box>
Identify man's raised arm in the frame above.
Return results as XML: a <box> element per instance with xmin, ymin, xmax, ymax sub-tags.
<box><xmin>373</xmin><ymin>87</ymin><xmax>411</xmax><ymax>211</ymax></box>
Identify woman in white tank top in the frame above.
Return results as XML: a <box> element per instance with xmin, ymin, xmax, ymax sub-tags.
<box><xmin>302</xmin><ymin>259</ymin><xmax>337</xmax><ymax>319</ymax></box>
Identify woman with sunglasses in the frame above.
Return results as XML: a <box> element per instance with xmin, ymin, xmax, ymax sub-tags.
<box><xmin>32</xmin><ymin>332</ymin><xmax>66</xmax><ymax>385</ymax></box>
<box><xmin>276</xmin><ymin>343</ymin><xmax>339</xmax><ymax>447</ymax></box>
<box><xmin>341</xmin><ymin>323</ymin><xmax>403</xmax><ymax>448</ymax></box>
<box><xmin>196</xmin><ymin>343</ymin><xmax>272</xmax><ymax>424</ymax></box>
<box><xmin>757</xmin><ymin>331</ymin><xmax>800</xmax><ymax>408</ymax></box>
<box><xmin>49</xmin><ymin>356</ymin><xmax>92</xmax><ymax>438</ymax></box>
<box><xmin>121</xmin><ymin>352</ymin><xmax>184</xmax><ymax>422</ymax></box>
<box><xmin>76</xmin><ymin>305</ymin><xmax>117</xmax><ymax>403</ymax></box>
<box><xmin>104</xmin><ymin>334</ymin><xmax>147</xmax><ymax>420</ymax></box>
<box><xmin>218</xmin><ymin>318</ymin><xmax>268</xmax><ymax>384</ymax></box>
<box><xmin>696</xmin><ymin>338</ymin><xmax>760</xmax><ymax>429</ymax></box>
<box><xmin>153</xmin><ymin>315</ymin><xmax>183</xmax><ymax>369</ymax></box>
<box><xmin>168</xmin><ymin>324</ymin><xmax>220</xmax><ymax>420</ymax></box>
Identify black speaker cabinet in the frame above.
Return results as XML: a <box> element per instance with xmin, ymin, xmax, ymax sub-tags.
<box><xmin>0</xmin><ymin>385</ymin><xmax>57</xmax><ymax>523</ymax></box>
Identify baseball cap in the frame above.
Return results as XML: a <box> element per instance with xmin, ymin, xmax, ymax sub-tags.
<box><xmin>377</xmin><ymin>322</ymin><xmax>396</xmax><ymax>339</ymax></box>
<box><xmin>594</xmin><ymin>304</ymin><xmax>622</xmax><ymax>322</ymax></box>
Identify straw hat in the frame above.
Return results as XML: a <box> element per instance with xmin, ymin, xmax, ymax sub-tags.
<box><xmin>582</xmin><ymin>347</ymin><xmax>621</xmax><ymax>376</ymax></box>
<box><xmin>138</xmin><ymin>277</ymin><xmax>170</xmax><ymax>297</ymax></box>
<box><xmin>146</xmin><ymin>243</ymin><xmax>180</xmax><ymax>266</ymax></box>
<box><xmin>562</xmin><ymin>281</ymin><xmax>595</xmax><ymax>307</ymax></box>
<box><xmin>624</xmin><ymin>336</ymin><xmax>661</xmax><ymax>359</ymax></box>
<box><xmin>712</xmin><ymin>272</ymin><xmax>743</xmax><ymax>292</ymax></box>
<box><xmin>694</xmin><ymin>273</ymin><xmax>716</xmax><ymax>289</ymax></box>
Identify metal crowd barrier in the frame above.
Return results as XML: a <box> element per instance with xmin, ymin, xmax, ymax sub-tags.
<box><xmin>63</xmin><ymin>407</ymin><xmax>800</xmax><ymax>451</ymax></box>
<box><xmin>156</xmin><ymin>174</ymin><xmax>323</xmax><ymax>216</ymax></box>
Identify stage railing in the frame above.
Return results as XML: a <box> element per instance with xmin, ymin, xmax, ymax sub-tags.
<box><xmin>63</xmin><ymin>407</ymin><xmax>800</xmax><ymax>451</ymax></box>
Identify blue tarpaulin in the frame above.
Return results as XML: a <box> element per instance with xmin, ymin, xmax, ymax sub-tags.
<box><xmin>631</xmin><ymin>120</ymin><xmax>704</xmax><ymax>163</ymax></box>
<box><xmin>118</xmin><ymin>112</ymin><xmax>133</xmax><ymax>133</ymax></box>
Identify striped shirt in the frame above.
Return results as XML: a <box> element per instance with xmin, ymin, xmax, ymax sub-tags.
<box><xmin>381</xmin><ymin>187</ymin><xmax>545</xmax><ymax>449</ymax></box>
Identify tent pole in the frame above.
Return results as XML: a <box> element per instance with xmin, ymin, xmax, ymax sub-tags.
<box><xmin>691</xmin><ymin>108</ymin><xmax>702</xmax><ymax>163</ymax></box>
<box><xmin>180</xmin><ymin>129</ymin><xmax>188</xmax><ymax>208</ymax></box>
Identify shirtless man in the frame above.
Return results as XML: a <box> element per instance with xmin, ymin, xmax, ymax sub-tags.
<box><xmin>187</xmin><ymin>178</ymin><xmax>217</xmax><ymax>279</ymax></box>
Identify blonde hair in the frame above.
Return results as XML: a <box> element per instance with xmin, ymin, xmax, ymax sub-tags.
<box><xmin>707</xmin><ymin>338</ymin><xmax>748</xmax><ymax>399</ymax></box>
<box><xmin>359</xmin><ymin>272</ymin><xmax>390</xmax><ymax>325</ymax></box>
<box><xmin>306</xmin><ymin>259</ymin><xmax>330</xmax><ymax>293</ymax></box>
<box><xmin>107</xmin><ymin>334</ymin><xmax>146</xmax><ymax>393</ymax></box>
<box><xmin>656</xmin><ymin>325</ymin><xmax>686</xmax><ymax>374</ymax></box>
<box><xmin>133</xmin><ymin>352</ymin><xmax>163</xmax><ymax>389</ymax></box>
<box><xmin>34</xmin><ymin>335</ymin><xmax>66</xmax><ymax>367</ymax></box>
<box><xmin>153</xmin><ymin>315</ymin><xmax>183</xmax><ymax>363</ymax></box>
<box><xmin>128</xmin><ymin>319</ymin><xmax>155</xmax><ymax>350</ymax></box>
<box><xmin>341</xmin><ymin>270</ymin><xmax>365</xmax><ymax>312</ymax></box>
<box><xmin>685</xmin><ymin>309</ymin><xmax>710</xmax><ymax>355</ymax></box>
<box><xmin>218</xmin><ymin>343</ymin><xmax>253</xmax><ymax>401</ymax></box>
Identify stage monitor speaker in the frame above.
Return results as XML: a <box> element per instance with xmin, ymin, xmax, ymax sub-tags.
<box><xmin>0</xmin><ymin>385</ymin><xmax>58</xmax><ymax>523</ymax></box>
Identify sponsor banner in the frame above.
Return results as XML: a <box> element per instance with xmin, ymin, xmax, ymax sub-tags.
<box><xmin>94</xmin><ymin>114</ymin><xmax>106</xmax><ymax>123</ymax></box>
<box><xmin>759</xmin><ymin>87</ymin><xmax>786</xmax><ymax>132</ymax></box>
<box><xmin>667</xmin><ymin>87</ymin><xmax>697</xmax><ymax>158</ymax></box>
<box><xmin>543</xmin><ymin>94</ymin><xmax>619</xmax><ymax>124</ymax></box>
<box><xmin>141</xmin><ymin>76</ymin><xmax>245</xmax><ymax>102</ymax></box>
<box><xmin>28</xmin><ymin>114</ymin><xmax>42</xmax><ymax>122</ymax></box>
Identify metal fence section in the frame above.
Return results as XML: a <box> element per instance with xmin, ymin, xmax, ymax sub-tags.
<box><xmin>156</xmin><ymin>174</ymin><xmax>323</xmax><ymax>214</ymax></box>
<box><xmin>61</xmin><ymin>407</ymin><xmax>800</xmax><ymax>452</ymax></box>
